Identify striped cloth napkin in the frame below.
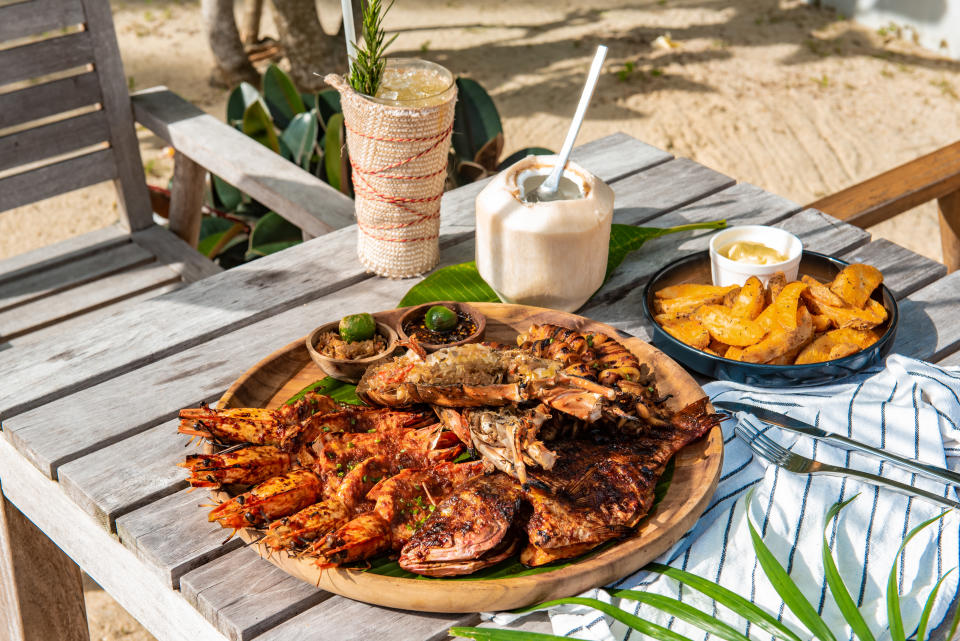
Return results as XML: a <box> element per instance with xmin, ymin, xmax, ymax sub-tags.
<box><xmin>488</xmin><ymin>355</ymin><xmax>960</xmax><ymax>640</ymax></box>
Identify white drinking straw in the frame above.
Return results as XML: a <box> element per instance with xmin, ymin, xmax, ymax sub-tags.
<box><xmin>341</xmin><ymin>0</ymin><xmax>357</xmax><ymax>72</ymax></box>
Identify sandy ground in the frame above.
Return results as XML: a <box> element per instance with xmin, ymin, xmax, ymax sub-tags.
<box><xmin>2</xmin><ymin>0</ymin><xmax>951</xmax><ymax>638</ymax></box>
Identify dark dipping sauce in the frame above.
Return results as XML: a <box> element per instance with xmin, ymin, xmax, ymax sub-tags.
<box><xmin>402</xmin><ymin>310</ymin><xmax>478</xmax><ymax>345</ymax></box>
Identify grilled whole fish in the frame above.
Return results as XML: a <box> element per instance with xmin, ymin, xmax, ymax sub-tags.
<box><xmin>399</xmin><ymin>474</ymin><xmax>521</xmax><ymax>576</ymax></box>
<box><xmin>520</xmin><ymin>397</ymin><xmax>720</xmax><ymax>566</ymax></box>
<box><xmin>357</xmin><ymin>343</ymin><xmax>611</xmax><ymax>422</ymax></box>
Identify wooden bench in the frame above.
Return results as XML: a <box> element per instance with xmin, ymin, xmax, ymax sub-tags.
<box><xmin>808</xmin><ymin>140</ymin><xmax>960</xmax><ymax>272</ymax></box>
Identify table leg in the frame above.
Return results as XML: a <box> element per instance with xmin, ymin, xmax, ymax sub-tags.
<box><xmin>0</xmin><ymin>480</ymin><xmax>90</xmax><ymax>641</ymax></box>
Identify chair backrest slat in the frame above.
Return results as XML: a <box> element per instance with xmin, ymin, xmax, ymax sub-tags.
<box><xmin>0</xmin><ymin>0</ymin><xmax>153</xmax><ymax>230</ymax></box>
<box><xmin>0</xmin><ymin>31</ymin><xmax>93</xmax><ymax>87</ymax></box>
<box><xmin>0</xmin><ymin>110</ymin><xmax>110</xmax><ymax>173</ymax></box>
<box><xmin>0</xmin><ymin>0</ymin><xmax>86</xmax><ymax>42</ymax></box>
<box><xmin>0</xmin><ymin>71</ymin><xmax>102</xmax><ymax>130</ymax></box>
<box><xmin>0</xmin><ymin>148</ymin><xmax>116</xmax><ymax>212</ymax></box>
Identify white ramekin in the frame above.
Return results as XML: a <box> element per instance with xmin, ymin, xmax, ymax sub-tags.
<box><xmin>709</xmin><ymin>225</ymin><xmax>803</xmax><ymax>287</ymax></box>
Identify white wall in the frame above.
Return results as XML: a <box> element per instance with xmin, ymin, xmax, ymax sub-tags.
<box><xmin>814</xmin><ymin>0</ymin><xmax>959</xmax><ymax>60</ymax></box>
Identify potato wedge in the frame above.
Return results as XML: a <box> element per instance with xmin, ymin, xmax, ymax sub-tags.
<box><xmin>741</xmin><ymin>306</ymin><xmax>814</xmax><ymax>363</ymax></box>
<box><xmin>765</xmin><ymin>272</ymin><xmax>786</xmax><ymax>306</ymax></box>
<box><xmin>661</xmin><ymin>317</ymin><xmax>711</xmax><ymax>350</ymax></box>
<box><xmin>654</xmin><ymin>311</ymin><xmax>693</xmax><ymax>326</ymax></box>
<box><xmin>730</xmin><ymin>276</ymin><xmax>765</xmax><ymax>320</ymax></box>
<box><xmin>810</xmin><ymin>312</ymin><xmax>833</xmax><ymax>333</ymax></box>
<box><xmin>708</xmin><ymin>339</ymin><xmax>730</xmax><ymax>357</ymax></box>
<box><xmin>817</xmin><ymin>298</ymin><xmax>887</xmax><ymax>330</ymax></box>
<box><xmin>795</xmin><ymin>330</ymin><xmax>860</xmax><ymax>364</ymax></box>
<box><xmin>800</xmin><ymin>275</ymin><xmax>846</xmax><ymax>312</ymax></box>
<box><xmin>828</xmin><ymin>264</ymin><xmax>883</xmax><ymax>309</ymax></box>
<box><xmin>654</xmin><ymin>283</ymin><xmax>737</xmax><ymax>299</ymax></box>
<box><xmin>655</xmin><ymin>292</ymin><xmax>728</xmax><ymax>316</ymax></box>
<box><xmin>694</xmin><ymin>305</ymin><xmax>766</xmax><ymax>347</ymax></box>
<box><xmin>826</xmin><ymin>327</ymin><xmax>881</xmax><ymax>349</ymax></box>
<box><xmin>723</xmin><ymin>287</ymin><xmax>742</xmax><ymax>308</ymax></box>
<box><xmin>756</xmin><ymin>281</ymin><xmax>807</xmax><ymax>332</ymax></box>
<box><xmin>724</xmin><ymin>346</ymin><xmax>744</xmax><ymax>361</ymax></box>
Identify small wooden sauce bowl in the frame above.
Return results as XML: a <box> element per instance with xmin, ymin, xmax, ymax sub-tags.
<box><xmin>397</xmin><ymin>301</ymin><xmax>486</xmax><ymax>353</ymax></box>
<box><xmin>306</xmin><ymin>321</ymin><xmax>398</xmax><ymax>383</ymax></box>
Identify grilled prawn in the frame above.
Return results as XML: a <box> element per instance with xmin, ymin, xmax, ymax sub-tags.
<box><xmin>207</xmin><ymin>468</ymin><xmax>324</xmax><ymax>532</ymax></box>
<box><xmin>179</xmin><ymin>445</ymin><xmax>293</xmax><ymax>488</ymax></box>
<box><xmin>179</xmin><ymin>393</ymin><xmax>341</xmax><ymax>447</ymax></box>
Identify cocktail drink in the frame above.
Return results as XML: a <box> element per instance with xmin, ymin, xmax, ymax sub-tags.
<box><xmin>325</xmin><ymin>59</ymin><xmax>457</xmax><ymax>278</ymax></box>
<box><xmin>475</xmin><ymin>156</ymin><xmax>615</xmax><ymax>312</ymax></box>
<box><xmin>372</xmin><ymin>61</ymin><xmax>453</xmax><ymax>107</ymax></box>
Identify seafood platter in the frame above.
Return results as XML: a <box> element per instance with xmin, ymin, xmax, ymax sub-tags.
<box><xmin>176</xmin><ymin>303</ymin><xmax>723</xmax><ymax>612</ymax></box>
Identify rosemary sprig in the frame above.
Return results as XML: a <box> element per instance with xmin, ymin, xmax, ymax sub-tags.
<box><xmin>348</xmin><ymin>0</ymin><xmax>398</xmax><ymax>97</ymax></box>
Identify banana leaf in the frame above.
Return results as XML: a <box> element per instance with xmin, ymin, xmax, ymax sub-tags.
<box><xmin>398</xmin><ymin>221</ymin><xmax>727</xmax><ymax>308</ymax></box>
<box><xmin>281</xmin><ymin>111</ymin><xmax>319</xmax><ymax>170</ymax></box>
<box><xmin>262</xmin><ymin>64</ymin><xmax>306</xmax><ymax>129</ymax></box>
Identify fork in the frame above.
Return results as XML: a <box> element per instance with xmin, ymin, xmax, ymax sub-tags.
<box><xmin>736</xmin><ymin>418</ymin><xmax>960</xmax><ymax>510</ymax></box>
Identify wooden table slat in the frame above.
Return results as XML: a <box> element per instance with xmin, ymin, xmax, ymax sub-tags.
<box><xmin>180</xmin><ymin>547</ymin><xmax>330</xmax><ymax>641</ymax></box>
<box><xmin>57</xmin><ymin>419</ymin><xmax>191</xmax><ymax>530</ymax></box>
<box><xmin>251</xmin><ymin>594</ymin><xmax>479</xmax><ymax>641</ymax></box>
<box><xmin>115</xmin><ymin>489</ymin><xmax>244</xmax><ymax>589</ymax></box>
<box><xmin>891</xmin><ymin>270</ymin><xmax>960</xmax><ymax>363</ymax></box>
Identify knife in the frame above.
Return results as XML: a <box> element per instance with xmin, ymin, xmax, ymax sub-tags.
<box><xmin>713</xmin><ymin>400</ymin><xmax>960</xmax><ymax>488</ymax></box>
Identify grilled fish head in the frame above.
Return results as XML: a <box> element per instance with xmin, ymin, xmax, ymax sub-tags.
<box><xmin>398</xmin><ymin>474</ymin><xmax>521</xmax><ymax>576</ymax></box>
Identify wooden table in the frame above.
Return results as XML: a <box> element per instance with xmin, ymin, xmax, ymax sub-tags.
<box><xmin>2</xmin><ymin>133</ymin><xmax>958</xmax><ymax>641</ymax></box>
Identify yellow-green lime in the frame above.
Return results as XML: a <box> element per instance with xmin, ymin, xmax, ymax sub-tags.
<box><xmin>339</xmin><ymin>313</ymin><xmax>376</xmax><ymax>342</ymax></box>
<box><xmin>424</xmin><ymin>305</ymin><xmax>457</xmax><ymax>332</ymax></box>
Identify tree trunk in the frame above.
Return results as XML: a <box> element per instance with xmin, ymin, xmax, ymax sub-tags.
<box><xmin>201</xmin><ymin>0</ymin><xmax>260</xmax><ymax>88</ymax></box>
<box><xmin>271</xmin><ymin>0</ymin><xmax>347</xmax><ymax>91</ymax></box>
<box><xmin>240</xmin><ymin>0</ymin><xmax>264</xmax><ymax>45</ymax></box>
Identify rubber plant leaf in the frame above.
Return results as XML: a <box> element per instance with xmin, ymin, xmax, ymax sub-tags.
<box><xmin>226</xmin><ymin>82</ymin><xmax>262</xmax><ymax>125</ymax></box>
<box><xmin>315</xmin><ymin>89</ymin><xmax>343</xmax><ymax>130</ymax></box>
<box><xmin>211</xmin><ymin>175</ymin><xmax>243</xmax><ymax>211</ymax></box>
<box><xmin>198</xmin><ymin>220</ymin><xmax>246</xmax><ymax>259</ymax></box>
<box><xmin>452</xmin><ymin>77</ymin><xmax>503</xmax><ymax>163</ymax></box>
<box><xmin>197</xmin><ymin>215</ymin><xmax>239</xmax><ymax>257</ymax></box>
<box><xmin>247</xmin><ymin>212</ymin><xmax>302</xmax><ymax>258</ymax></box>
<box><xmin>324</xmin><ymin>113</ymin><xmax>351</xmax><ymax>195</ymax></box>
<box><xmin>281</xmin><ymin>111</ymin><xmax>319</xmax><ymax>170</ymax></box>
<box><xmin>498</xmin><ymin>147</ymin><xmax>554</xmax><ymax>170</ymax></box>
<box><xmin>262</xmin><ymin>64</ymin><xmax>306</xmax><ymax>129</ymax></box>
<box><xmin>242</xmin><ymin>100</ymin><xmax>281</xmax><ymax>154</ymax></box>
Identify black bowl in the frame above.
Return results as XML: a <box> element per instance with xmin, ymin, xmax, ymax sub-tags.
<box><xmin>641</xmin><ymin>250</ymin><xmax>899</xmax><ymax>387</ymax></box>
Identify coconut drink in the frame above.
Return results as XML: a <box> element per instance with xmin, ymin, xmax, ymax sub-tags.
<box><xmin>475</xmin><ymin>155</ymin><xmax>614</xmax><ymax>312</ymax></box>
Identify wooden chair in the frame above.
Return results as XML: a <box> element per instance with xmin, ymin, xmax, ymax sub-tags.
<box><xmin>0</xmin><ymin>0</ymin><xmax>355</xmax><ymax>347</ymax></box>
<box><xmin>808</xmin><ymin>141</ymin><xmax>960</xmax><ymax>272</ymax></box>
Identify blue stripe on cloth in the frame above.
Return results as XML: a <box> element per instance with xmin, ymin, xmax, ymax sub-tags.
<box><xmin>857</xmin><ymin>379</ymin><xmax>897</xmax><ymax>606</ymax></box>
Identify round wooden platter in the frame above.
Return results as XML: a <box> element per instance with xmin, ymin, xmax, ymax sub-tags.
<box><xmin>215</xmin><ymin>302</ymin><xmax>724</xmax><ymax>613</ymax></box>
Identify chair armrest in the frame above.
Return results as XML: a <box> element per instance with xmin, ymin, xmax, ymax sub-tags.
<box><xmin>131</xmin><ymin>86</ymin><xmax>355</xmax><ymax>236</ymax></box>
<box><xmin>807</xmin><ymin>140</ymin><xmax>960</xmax><ymax>229</ymax></box>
